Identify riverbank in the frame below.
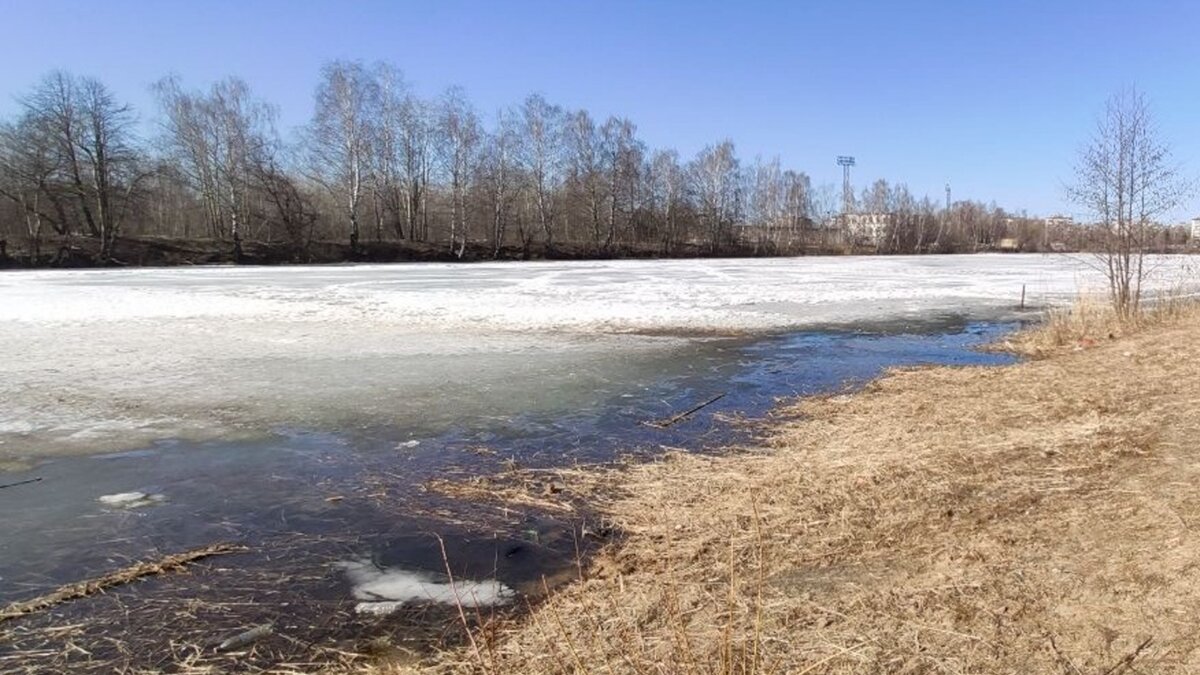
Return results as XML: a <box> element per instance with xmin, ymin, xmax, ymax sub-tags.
<box><xmin>0</xmin><ymin>234</ymin><xmax>830</xmax><ymax>269</ymax></box>
<box><xmin>5</xmin><ymin>234</ymin><xmax>1191</xmax><ymax>270</ymax></box>
<box><xmin>397</xmin><ymin>307</ymin><xmax>1200</xmax><ymax>673</ymax></box>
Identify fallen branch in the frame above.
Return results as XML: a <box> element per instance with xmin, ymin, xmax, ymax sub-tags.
<box><xmin>0</xmin><ymin>543</ymin><xmax>247</xmax><ymax>623</ymax></box>
<box><xmin>0</xmin><ymin>476</ymin><xmax>42</xmax><ymax>490</ymax></box>
<box><xmin>641</xmin><ymin>393</ymin><xmax>726</xmax><ymax>429</ymax></box>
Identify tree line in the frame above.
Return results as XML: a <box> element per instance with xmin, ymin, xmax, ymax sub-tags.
<box><xmin>0</xmin><ymin>63</ymin><xmax>1179</xmax><ymax>265</ymax></box>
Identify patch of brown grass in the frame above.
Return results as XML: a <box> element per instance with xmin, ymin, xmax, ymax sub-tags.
<box><xmin>1006</xmin><ymin>291</ymin><xmax>1200</xmax><ymax>356</ymax></box>
<box><xmin>391</xmin><ymin>311</ymin><xmax>1200</xmax><ymax>674</ymax></box>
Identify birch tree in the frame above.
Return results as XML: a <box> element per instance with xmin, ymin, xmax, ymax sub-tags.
<box><xmin>690</xmin><ymin>140</ymin><xmax>741</xmax><ymax>252</ymax></box>
<box><xmin>648</xmin><ymin>149</ymin><xmax>685</xmax><ymax>254</ymax></box>
<box><xmin>154</xmin><ymin>76</ymin><xmax>276</xmax><ymax>255</ymax></box>
<box><xmin>483</xmin><ymin>109</ymin><xmax>519</xmax><ymax>258</ymax></box>
<box><xmin>748</xmin><ymin>157</ymin><xmax>785</xmax><ymax>252</ymax></box>
<box><xmin>1071</xmin><ymin>88</ymin><xmax>1188</xmax><ymax>318</ymax></box>
<box><xmin>307</xmin><ymin>60</ymin><xmax>379</xmax><ymax>250</ymax></box>
<box><xmin>599</xmin><ymin>117</ymin><xmax>644</xmax><ymax>250</ymax></box>
<box><xmin>782</xmin><ymin>170</ymin><xmax>812</xmax><ymax>247</ymax></box>
<box><xmin>437</xmin><ymin>86</ymin><xmax>480</xmax><ymax>257</ymax></box>
<box><xmin>399</xmin><ymin>91</ymin><xmax>433</xmax><ymax>242</ymax></box>
<box><xmin>519</xmin><ymin>94</ymin><xmax>565</xmax><ymax>251</ymax></box>
<box><xmin>567</xmin><ymin>110</ymin><xmax>605</xmax><ymax>250</ymax></box>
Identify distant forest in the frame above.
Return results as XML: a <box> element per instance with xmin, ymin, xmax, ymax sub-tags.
<box><xmin>0</xmin><ymin>63</ymin><xmax>1192</xmax><ymax>266</ymax></box>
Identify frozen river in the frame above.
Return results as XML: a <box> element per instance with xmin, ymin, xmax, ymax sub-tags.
<box><xmin>3</xmin><ymin>253</ymin><xmax>1197</xmax><ymax>671</ymax></box>
<box><xmin>0</xmin><ymin>253</ymin><xmax>1194</xmax><ymax>462</ymax></box>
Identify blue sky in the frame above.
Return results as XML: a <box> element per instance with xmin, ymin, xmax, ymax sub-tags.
<box><xmin>1</xmin><ymin>0</ymin><xmax>1198</xmax><ymax>219</ymax></box>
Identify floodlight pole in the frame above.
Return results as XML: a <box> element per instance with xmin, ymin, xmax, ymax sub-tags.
<box><xmin>837</xmin><ymin>156</ymin><xmax>856</xmax><ymax>215</ymax></box>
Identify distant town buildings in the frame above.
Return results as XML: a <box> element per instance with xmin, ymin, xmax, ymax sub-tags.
<box><xmin>1191</xmin><ymin>217</ymin><xmax>1200</xmax><ymax>241</ymax></box>
<box><xmin>842</xmin><ymin>212</ymin><xmax>893</xmax><ymax>246</ymax></box>
<box><xmin>1044</xmin><ymin>214</ymin><xmax>1074</xmax><ymax>229</ymax></box>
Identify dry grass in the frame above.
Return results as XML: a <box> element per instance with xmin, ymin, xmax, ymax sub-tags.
<box><xmin>384</xmin><ymin>308</ymin><xmax>1200</xmax><ymax>674</ymax></box>
<box><xmin>1006</xmin><ymin>291</ymin><xmax>1200</xmax><ymax>356</ymax></box>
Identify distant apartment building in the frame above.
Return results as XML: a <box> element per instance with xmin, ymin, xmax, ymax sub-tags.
<box><xmin>842</xmin><ymin>212</ymin><xmax>893</xmax><ymax>246</ymax></box>
<box><xmin>1191</xmin><ymin>217</ymin><xmax>1200</xmax><ymax>241</ymax></box>
<box><xmin>1044</xmin><ymin>214</ymin><xmax>1074</xmax><ymax>230</ymax></box>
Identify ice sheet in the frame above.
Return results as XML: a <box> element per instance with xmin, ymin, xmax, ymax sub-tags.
<box><xmin>2</xmin><ymin>254</ymin><xmax>1195</xmax><ymax>459</ymax></box>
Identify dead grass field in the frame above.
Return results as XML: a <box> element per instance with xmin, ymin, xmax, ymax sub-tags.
<box><xmin>377</xmin><ymin>303</ymin><xmax>1200</xmax><ymax>674</ymax></box>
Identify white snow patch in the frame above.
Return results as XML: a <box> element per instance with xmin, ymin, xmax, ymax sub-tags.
<box><xmin>336</xmin><ymin>559</ymin><xmax>514</xmax><ymax>611</ymax></box>
<box><xmin>98</xmin><ymin>491</ymin><xmax>166</xmax><ymax>509</ymax></box>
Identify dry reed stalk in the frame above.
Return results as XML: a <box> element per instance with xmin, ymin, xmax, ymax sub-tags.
<box><xmin>0</xmin><ymin>543</ymin><xmax>247</xmax><ymax>623</ymax></box>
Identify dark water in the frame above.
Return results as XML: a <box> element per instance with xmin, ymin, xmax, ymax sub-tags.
<box><xmin>0</xmin><ymin>318</ymin><xmax>1017</xmax><ymax>670</ymax></box>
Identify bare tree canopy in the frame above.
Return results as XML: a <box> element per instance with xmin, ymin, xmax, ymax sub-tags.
<box><xmin>6</xmin><ymin>72</ymin><xmax>145</xmax><ymax>260</ymax></box>
<box><xmin>153</xmin><ymin>75</ymin><xmax>279</xmax><ymax>254</ymax></box>
<box><xmin>1070</xmin><ymin>88</ymin><xmax>1191</xmax><ymax>317</ymax></box>
<box><xmin>305</xmin><ymin>60</ymin><xmax>380</xmax><ymax>250</ymax></box>
<box><xmin>0</xmin><ymin>66</ymin><xmax>1192</xmax><ymax>266</ymax></box>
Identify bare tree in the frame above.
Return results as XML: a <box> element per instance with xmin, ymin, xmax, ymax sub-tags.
<box><xmin>483</xmin><ymin>109</ymin><xmax>519</xmax><ymax>258</ymax></box>
<box><xmin>436</xmin><ymin>86</ymin><xmax>480</xmax><ymax>257</ymax></box>
<box><xmin>400</xmin><ymin>91</ymin><xmax>433</xmax><ymax>242</ymax></box>
<box><xmin>154</xmin><ymin>76</ymin><xmax>277</xmax><ymax>256</ymax></box>
<box><xmin>690</xmin><ymin>140</ymin><xmax>741</xmax><ymax>253</ymax></box>
<box><xmin>599</xmin><ymin>117</ymin><xmax>643</xmax><ymax>250</ymax></box>
<box><xmin>370</xmin><ymin>64</ymin><xmax>403</xmax><ymax>241</ymax></box>
<box><xmin>518</xmin><ymin>94</ymin><xmax>565</xmax><ymax>252</ymax></box>
<box><xmin>747</xmin><ymin>157</ymin><xmax>782</xmax><ymax>253</ymax></box>
<box><xmin>648</xmin><ymin>149</ymin><xmax>685</xmax><ymax>254</ymax></box>
<box><xmin>566</xmin><ymin>110</ymin><xmax>605</xmax><ymax>250</ymax></box>
<box><xmin>19</xmin><ymin>72</ymin><xmax>143</xmax><ymax>259</ymax></box>
<box><xmin>782</xmin><ymin>170</ymin><xmax>812</xmax><ymax>247</ymax></box>
<box><xmin>306</xmin><ymin>60</ymin><xmax>379</xmax><ymax>250</ymax></box>
<box><xmin>253</xmin><ymin>152</ymin><xmax>317</xmax><ymax>253</ymax></box>
<box><xmin>1070</xmin><ymin>88</ymin><xmax>1188</xmax><ymax>318</ymax></box>
<box><xmin>0</xmin><ymin>115</ymin><xmax>61</xmax><ymax>260</ymax></box>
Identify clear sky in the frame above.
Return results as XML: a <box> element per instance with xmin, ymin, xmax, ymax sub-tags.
<box><xmin>1</xmin><ymin>0</ymin><xmax>1198</xmax><ymax>219</ymax></box>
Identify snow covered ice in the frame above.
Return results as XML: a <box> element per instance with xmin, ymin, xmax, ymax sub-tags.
<box><xmin>1</xmin><ymin>254</ymin><xmax>1195</xmax><ymax>459</ymax></box>
<box><xmin>0</xmin><ymin>254</ymin><xmax>1169</xmax><ymax>330</ymax></box>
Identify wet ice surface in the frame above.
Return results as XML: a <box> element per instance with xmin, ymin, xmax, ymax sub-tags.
<box><xmin>0</xmin><ymin>318</ymin><xmax>1017</xmax><ymax>605</ymax></box>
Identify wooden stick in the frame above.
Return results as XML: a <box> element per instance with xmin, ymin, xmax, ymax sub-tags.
<box><xmin>642</xmin><ymin>393</ymin><xmax>726</xmax><ymax>429</ymax></box>
<box><xmin>0</xmin><ymin>543</ymin><xmax>247</xmax><ymax>623</ymax></box>
<box><xmin>0</xmin><ymin>476</ymin><xmax>42</xmax><ymax>490</ymax></box>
